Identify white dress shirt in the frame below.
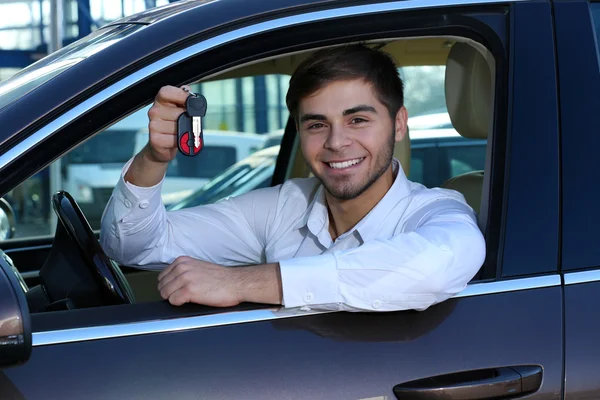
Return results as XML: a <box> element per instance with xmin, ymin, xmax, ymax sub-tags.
<box><xmin>100</xmin><ymin>158</ymin><xmax>486</xmax><ymax>312</ymax></box>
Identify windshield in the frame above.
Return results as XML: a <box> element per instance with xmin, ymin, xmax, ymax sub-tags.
<box><xmin>0</xmin><ymin>23</ymin><xmax>145</xmax><ymax>111</ymax></box>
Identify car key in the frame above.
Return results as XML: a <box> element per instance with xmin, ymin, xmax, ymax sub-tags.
<box><xmin>177</xmin><ymin>92</ymin><xmax>207</xmax><ymax>157</ymax></box>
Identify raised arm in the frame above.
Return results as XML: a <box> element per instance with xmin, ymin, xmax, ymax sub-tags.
<box><xmin>100</xmin><ymin>84</ymin><xmax>278</xmax><ymax>269</ymax></box>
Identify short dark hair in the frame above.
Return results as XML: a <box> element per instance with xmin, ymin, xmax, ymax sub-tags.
<box><xmin>286</xmin><ymin>44</ymin><xmax>404</xmax><ymax>122</ymax></box>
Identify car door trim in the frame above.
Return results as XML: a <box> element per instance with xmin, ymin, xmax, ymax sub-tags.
<box><xmin>32</xmin><ymin>274</ymin><xmax>560</xmax><ymax>347</ymax></box>
<box><xmin>1</xmin><ymin>0</ymin><xmax>521</xmax><ymax>171</ymax></box>
<box><xmin>564</xmin><ymin>270</ymin><xmax>600</xmax><ymax>285</ymax></box>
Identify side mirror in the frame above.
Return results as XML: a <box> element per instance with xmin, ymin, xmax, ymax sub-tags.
<box><xmin>0</xmin><ymin>198</ymin><xmax>16</xmax><ymax>240</ymax></box>
<box><xmin>0</xmin><ymin>251</ymin><xmax>31</xmax><ymax>368</ymax></box>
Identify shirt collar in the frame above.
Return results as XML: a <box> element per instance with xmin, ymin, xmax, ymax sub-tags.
<box><xmin>295</xmin><ymin>158</ymin><xmax>412</xmax><ymax>245</ymax></box>
<box><xmin>352</xmin><ymin>158</ymin><xmax>412</xmax><ymax>242</ymax></box>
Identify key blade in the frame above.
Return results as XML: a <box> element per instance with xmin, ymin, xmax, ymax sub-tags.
<box><xmin>193</xmin><ymin>117</ymin><xmax>201</xmax><ymax>148</ymax></box>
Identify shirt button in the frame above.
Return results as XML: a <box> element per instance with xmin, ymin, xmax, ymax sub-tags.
<box><xmin>440</xmin><ymin>245</ymin><xmax>451</xmax><ymax>251</ymax></box>
<box><xmin>124</xmin><ymin>199</ymin><xmax>132</xmax><ymax>208</ymax></box>
<box><xmin>139</xmin><ymin>201</ymin><xmax>149</xmax><ymax>209</ymax></box>
<box><xmin>373</xmin><ymin>300</ymin><xmax>382</xmax><ymax>309</ymax></box>
<box><xmin>303</xmin><ymin>292</ymin><xmax>314</xmax><ymax>303</ymax></box>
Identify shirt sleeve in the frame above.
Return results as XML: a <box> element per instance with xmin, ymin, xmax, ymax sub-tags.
<box><xmin>278</xmin><ymin>199</ymin><xmax>486</xmax><ymax>312</ymax></box>
<box><xmin>99</xmin><ymin>158</ymin><xmax>279</xmax><ymax>270</ymax></box>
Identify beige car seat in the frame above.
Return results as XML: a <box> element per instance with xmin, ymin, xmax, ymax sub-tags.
<box><xmin>441</xmin><ymin>42</ymin><xmax>493</xmax><ymax>221</ymax></box>
<box><xmin>394</xmin><ymin>128</ymin><xmax>411</xmax><ymax>177</ymax></box>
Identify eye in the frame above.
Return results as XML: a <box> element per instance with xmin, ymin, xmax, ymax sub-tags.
<box><xmin>308</xmin><ymin>123</ymin><xmax>325</xmax><ymax>130</ymax></box>
<box><xmin>350</xmin><ymin>117</ymin><xmax>367</xmax><ymax>124</ymax></box>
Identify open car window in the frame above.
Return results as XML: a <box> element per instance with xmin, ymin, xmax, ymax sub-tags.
<box><xmin>4</xmin><ymin>47</ymin><xmax>488</xmax><ymax>240</ymax></box>
<box><xmin>0</xmin><ymin>3</ymin><xmax>504</xmax><ymax>326</ymax></box>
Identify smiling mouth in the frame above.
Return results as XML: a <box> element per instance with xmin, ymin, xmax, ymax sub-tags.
<box><xmin>326</xmin><ymin>157</ymin><xmax>365</xmax><ymax>169</ymax></box>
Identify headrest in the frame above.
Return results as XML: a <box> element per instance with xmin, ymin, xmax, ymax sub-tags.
<box><xmin>445</xmin><ymin>43</ymin><xmax>492</xmax><ymax>139</ymax></box>
<box><xmin>393</xmin><ymin>127</ymin><xmax>411</xmax><ymax>176</ymax></box>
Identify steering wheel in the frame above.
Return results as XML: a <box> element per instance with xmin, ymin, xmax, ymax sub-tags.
<box><xmin>45</xmin><ymin>190</ymin><xmax>135</xmax><ymax>307</ymax></box>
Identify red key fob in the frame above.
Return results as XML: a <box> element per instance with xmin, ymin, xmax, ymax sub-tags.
<box><xmin>177</xmin><ymin>112</ymin><xmax>203</xmax><ymax>156</ymax></box>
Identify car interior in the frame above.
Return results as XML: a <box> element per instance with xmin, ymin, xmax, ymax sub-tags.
<box><xmin>1</xmin><ymin>34</ymin><xmax>496</xmax><ymax>316</ymax></box>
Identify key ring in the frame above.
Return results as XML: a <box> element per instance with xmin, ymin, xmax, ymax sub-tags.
<box><xmin>182</xmin><ymin>86</ymin><xmax>198</xmax><ymax>97</ymax></box>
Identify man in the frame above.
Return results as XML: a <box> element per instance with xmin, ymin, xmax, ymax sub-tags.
<box><xmin>100</xmin><ymin>44</ymin><xmax>485</xmax><ymax>312</ymax></box>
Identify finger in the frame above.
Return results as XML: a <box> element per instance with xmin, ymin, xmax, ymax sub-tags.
<box><xmin>159</xmin><ymin>273</ymin><xmax>182</xmax><ymax>300</ymax></box>
<box><xmin>159</xmin><ymin>270</ymin><xmax>193</xmax><ymax>300</ymax></box>
<box><xmin>158</xmin><ymin>256</ymin><xmax>191</xmax><ymax>282</ymax></box>
<box><xmin>148</xmin><ymin>119</ymin><xmax>177</xmax><ymax>136</ymax></box>
<box><xmin>148</xmin><ymin>104</ymin><xmax>185</xmax><ymax>124</ymax></box>
<box><xmin>168</xmin><ymin>286</ymin><xmax>192</xmax><ymax>306</ymax></box>
<box><xmin>150</xmin><ymin>132</ymin><xmax>177</xmax><ymax>150</ymax></box>
<box><xmin>157</xmin><ymin>265</ymin><xmax>186</xmax><ymax>292</ymax></box>
<box><xmin>154</xmin><ymin>85</ymin><xmax>189</xmax><ymax>108</ymax></box>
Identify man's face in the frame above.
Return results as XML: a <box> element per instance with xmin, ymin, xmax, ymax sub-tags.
<box><xmin>298</xmin><ymin>79</ymin><xmax>407</xmax><ymax>200</ymax></box>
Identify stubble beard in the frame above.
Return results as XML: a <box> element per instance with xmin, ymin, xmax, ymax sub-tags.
<box><xmin>309</xmin><ymin>128</ymin><xmax>396</xmax><ymax>201</ymax></box>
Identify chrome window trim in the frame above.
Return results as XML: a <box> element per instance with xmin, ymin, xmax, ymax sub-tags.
<box><xmin>1</xmin><ymin>0</ymin><xmax>521</xmax><ymax>171</ymax></box>
<box><xmin>455</xmin><ymin>274</ymin><xmax>559</xmax><ymax>297</ymax></box>
<box><xmin>32</xmin><ymin>274</ymin><xmax>560</xmax><ymax>347</ymax></box>
<box><xmin>564</xmin><ymin>269</ymin><xmax>600</xmax><ymax>285</ymax></box>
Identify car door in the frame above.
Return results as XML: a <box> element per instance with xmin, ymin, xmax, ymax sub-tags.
<box><xmin>0</xmin><ymin>1</ymin><xmax>564</xmax><ymax>399</ymax></box>
<box><xmin>553</xmin><ymin>0</ymin><xmax>600</xmax><ymax>398</ymax></box>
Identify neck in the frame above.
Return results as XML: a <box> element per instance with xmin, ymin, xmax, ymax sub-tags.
<box><xmin>326</xmin><ymin>164</ymin><xmax>395</xmax><ymax>240</ymax></box>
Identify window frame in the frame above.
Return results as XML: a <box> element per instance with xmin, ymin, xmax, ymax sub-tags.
<box><xmin>0</xmin><ymin>1</ymin><xmax>527</xmax><ymax>339</ymax></box>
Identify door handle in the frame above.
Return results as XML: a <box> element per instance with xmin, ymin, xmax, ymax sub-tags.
<box><xmin>393</xmin><ymin>365</ymin><xmax>542</xmax><ymax>399</ymax></box>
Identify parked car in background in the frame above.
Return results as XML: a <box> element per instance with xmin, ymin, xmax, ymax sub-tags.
<box><xmin>260</xmin><ymin>129</ymin><xmax>285</xmax><ymax>149</ymax></box>
<box><xmin>408</xmin><ymin>128</ymin><xmax>486</xmax><ymax>189</ymax></box>
<box><xmin>168</xmin><ymin>145</ymin><xmax>280</xmax><ymax>210</ymax></box>
<box><xmin>408</xmin><ymin>110</ymin><xmax>454</xmax><ymax>130</ymax></box>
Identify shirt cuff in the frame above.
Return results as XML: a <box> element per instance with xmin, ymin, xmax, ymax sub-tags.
<box><xmin>112</xmin><ymin>157</ymin><xmax>164</xmax><ymax>223</ymax></box>
<box><xmin>278</xmin><ymin>254</ymin><xmax>340</xmax><ymax>308</ymax></box>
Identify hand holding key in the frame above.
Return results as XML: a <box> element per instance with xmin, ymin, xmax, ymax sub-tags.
<box><xmin>145</xmin><ymin>85</ymin><xmax>208</xmax><ymax>164</ymax></box>
<box><xmin>145</xmin><ymin>85</ymin><xmax>191</xmax><ymax>164</ymax></box>
<box><xmin>127</xmin><ymin>85</ymin><xmax>204</xmax><ymax>188</ymax></box>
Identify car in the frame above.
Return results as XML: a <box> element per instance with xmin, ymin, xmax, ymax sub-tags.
<box><xmin>167</xmin><ymin>145</ymin><xmax>281</xmax><ymax>211</ymax></box>
<box><xmin>260</xmin><ymin>129</ymin><xmax>285</xmax><ymax>150</ymax></box>
<box><xmin>0</xmin><ymin>0</ymin><xmax>599</xmax><ymax>399</ymax></box>
<box><xmin>408</xmin><ymin>127</ymin><xmax>486</xmax><ymax>190</ymax></box>
<box><xmin>407</xmin><ymin>111</ymin><xmax>454</xmax><ymax>130</ymax></box>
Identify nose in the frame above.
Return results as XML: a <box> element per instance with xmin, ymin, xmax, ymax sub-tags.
<box><xmin>324</xmin><ymin>124</ymin><xmax>352</xmax><ymax>152</ymax></box>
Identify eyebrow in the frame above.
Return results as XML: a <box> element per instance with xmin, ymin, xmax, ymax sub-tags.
<box><xmin>343</xmin><ymin>105</ymin><xmax>377</xmax><ymax>115</ymax></box>
<box><xmin>300</xmin><ymin>113</ymin><xmax>327</xmax><ymax>123</ymax></box>
<box><xmin>300</xmin><ymin>105</ymin><xmax>377</xmax><ymax>123</ymax></box>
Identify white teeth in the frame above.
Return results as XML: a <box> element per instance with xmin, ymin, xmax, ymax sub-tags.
<box><xmin>328</xmin><ymin>158</ymin><xmax>364</xmax><ymax>169</ymax></box>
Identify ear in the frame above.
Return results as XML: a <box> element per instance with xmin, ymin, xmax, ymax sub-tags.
<box><xmin>394</xmin><ymin>106</ymin><xmax>408</xmax><ymax>142</ymax></box>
